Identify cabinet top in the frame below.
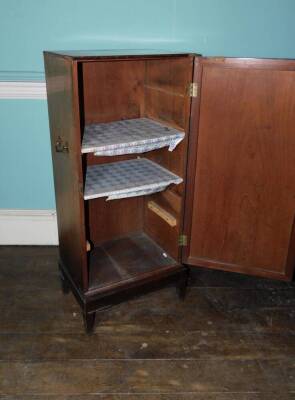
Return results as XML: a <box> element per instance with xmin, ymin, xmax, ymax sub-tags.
<box><xmin>43</xmin><ymin>49</ymin><xmax>198</xmax><ymax>60</ymax></box>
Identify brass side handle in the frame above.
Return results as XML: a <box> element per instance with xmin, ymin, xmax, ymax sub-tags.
<box><xmin>55</xmin><ymin>136</ymin><xmax>69</xmax><ymax>153</ymax></box>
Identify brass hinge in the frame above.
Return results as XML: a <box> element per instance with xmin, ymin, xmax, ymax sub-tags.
<box><xmin>178</xmin><ymin>234</ymin><xmax>188</xmax><ymax>246</ymax></box>
<box><xmin>189</xmin><ymin>82</ymin><xmax>198</xmax><ymax>98</ymax></box>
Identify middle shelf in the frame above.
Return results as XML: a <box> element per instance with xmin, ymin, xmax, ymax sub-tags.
<box><xmin>84</xmin><ymin>158</ymin><xmax>183</xmax><ymax>201</ymax></box>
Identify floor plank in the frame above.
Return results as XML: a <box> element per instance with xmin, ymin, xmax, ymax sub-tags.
<box><xmin>1</xmin><ymin>285</ymin><xmax>295</xmax><ymax>335</ymax></box>
<box><xmin>0</xmin><ymin>331</ymin><xmax>295</xmax><ymax>361</ymax></box>
<box><xmin>0</xmin><ymin>246</ymin><xmax>294</xmax><ymax>397</ymax></box>
<box><xmin>1</xmin><ymin>395</ymin><xmax>295</xmax><ymax>400</ymax></box>
<box><xmin>0</xmin><ymin>359</ymin><xmax>284</xmax><ymax>395</ymax></box>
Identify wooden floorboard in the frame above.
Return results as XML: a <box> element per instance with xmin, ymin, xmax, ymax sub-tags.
<box><xmin>1</xmin><ymin>395</ymin><xmax>295</xmax><ymax>400</ymax></box>
<box><xmin>1</xmin><ymin>359</ymin><xmax>294</xmax><ymax>394</ymax></box>
<box><xmin>0</xmin><ymin>246</ymin><xmax>294</xmax><ymax>397</ymax></box>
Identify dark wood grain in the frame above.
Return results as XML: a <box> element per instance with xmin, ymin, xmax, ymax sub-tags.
<box><xmin>88</xmin><ymin>233</ymin><xmax>177</xmax><ymax>290</ymax></box>
<box><xmin>2</xmin><ymin>329</ymin><xmax>295</xmax><ymax>362</ymax></box>
<box><xmin>82</xmin><ymin>60</ymin><xmax>145</xmax><ymax>124</ymax></box>
<box><xmin>45</xmin><ymin>50</ymin><xmax>193</xmax><ymax>61</ymax></box>
<box><xmin>202</xmin><ymin>56</ymin><xmax>295</xmax><ymax>70</ymax></box>
<box><xmin>0</xmin><ymin>395</ymin><xmax>294</xmax><ymax>400</ymax></box>
<box><xmin>1</xmin><ymin>247</ymin><xmax>294</xmax><ymax>335</ymax></box>
<box><xmin>80</xmin><ymin>56</ymin><xmax>195</xmax><ymax>265</ymax></box>
<box><xmin>144</xmin><ymin>196</ymin><xmax>179</xmax><ymax>260</ymax></box>
<box><xmin>87</xmin><ymin>197</ymin><xmax>143</xmax><ymax>246</ymax></box>
<box><xmin>185</xmin><ymin>57</ymin><xmax>295</xmax><ymax>280</ymax></box>
<box><xmin>45</xmin><ymin>51</ymin><xmax>295</xmax><ymax>341</ymax></box>
<box><xmin>0</xmin><ymin>359</ymin><xmax>283</xmax><ymax>395</ymax></box>
<box><xmin>1</xmin><ymin>246</ymin><xmax>295</xmax><ymax>397</ymax></box>
<box><xmin>45</xmin><ymin>52</ymin><xmax>194</xmax><ymax>327</ymax></box>
<box><xmin>44</xmin><ymin>53</ymin><xmax>88</xmax><ymax>290</ymax></box>
<box><xmin>143</xmin><ymin>56</ymin><xmax>194</xmax><ymax>261</ymax></box>
<box><xmin>182</xmin><ymin>56</ymin><xmax>203</xmax><ymax>265</ymax></box>
<box><xmin>145</xmin><ymin>57</ymin><xmax>193</xmax><ymax>95</ymax></box>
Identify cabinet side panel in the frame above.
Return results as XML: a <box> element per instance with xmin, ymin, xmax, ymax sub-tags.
<box><xmin>187</xmin><ymin>60</ymin><xmax>295</xmax><ymax>279</ymax></box>
<box><xmin>143</xmin><ymin>57</ymin><xmax>195</xmax><ymax>261</ymax></box>
<box><xmin>44</xmin><ymin>53</ymin><xmax>87</xmax><ymax>290</ymax></box>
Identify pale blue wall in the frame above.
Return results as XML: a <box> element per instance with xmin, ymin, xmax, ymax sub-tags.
<box><xmin>1</xmin><ymin>0</ymin><xmax>295</xmax><ymax>209</ymax></box>
<box><xmin>0</xmin><ymin>101</ymin><xmax>54</xmax><ymax>209</ymax></box>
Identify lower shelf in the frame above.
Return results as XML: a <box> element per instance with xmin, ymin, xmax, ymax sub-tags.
<box><xmin>88</xmin><ymin>232</ymin><xmax>178</xmax><ymax>292</ymax></box>
<box><xmin>84</xmin><ymin>158</ymin><xmax>182</xmax><ymax>201</ymax></box>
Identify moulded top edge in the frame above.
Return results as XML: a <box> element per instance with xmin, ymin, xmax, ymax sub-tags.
<box><xmin>43</xmin><ymin>49</ymin><xmax>199</xmax><ymax>60</ymax></box>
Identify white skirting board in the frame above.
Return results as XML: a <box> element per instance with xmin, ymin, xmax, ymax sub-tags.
<box><xmin>0</xmin><ymin>81</ymin><xmax>47</xmax><ymax>99</ymax></box>
<box><xmin>0</xmin><ymin>210</ymin><xmax>58</xmax><ymax>245</ymax></box>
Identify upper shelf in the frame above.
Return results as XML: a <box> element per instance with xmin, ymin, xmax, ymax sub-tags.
<box><xmin>82</xmin><ymin>118</ymin><xmax>185</xmax><ymax>156</ymax></box>
<box><xmin>84</xmin><ymin>158</ymin><xmax>182</xmax><ymax>201</ymax></box>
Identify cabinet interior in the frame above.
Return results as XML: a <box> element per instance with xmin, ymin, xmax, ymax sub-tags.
<box><xmin>78</xmin><ymin>56</ymin><xmax>192</xmax><ymax>290</ymax></box>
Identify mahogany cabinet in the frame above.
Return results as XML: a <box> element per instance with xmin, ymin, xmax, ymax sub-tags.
<box><xmin>44</xmin><ymin>51</ymin><xmax>295</xmax><ymax>332</ymax></box>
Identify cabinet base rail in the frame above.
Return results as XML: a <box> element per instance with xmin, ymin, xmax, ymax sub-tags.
<box><xmin>59</xmin><ymin>260</ymin><xmax>188</xmax><ymax>334</ymax></box>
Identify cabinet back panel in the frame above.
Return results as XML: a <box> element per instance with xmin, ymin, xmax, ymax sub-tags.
<box><xmin>82</xmin><ymin>56</ymin><xmax>194</xmax><ymax>262</ymax></box>
<box><xmin>82</xmin><ymin>60</ymin><xmax>144</xmax><ymax>246</ymax></box>
<box><xmin>82</xmin><ymin>60</ymin><xmax>145</xmax><ymax>124</ymax></box>
<box><xmin>87</xmin><ymin>197</ymin><xmax>143</xmax><ymax>246</ymax></box>
<box><xmin>86</xmin><ymin>153</ymin><xmax>137</xmax><ymax>166</ymax></box>
<box><xmin>189</xmin><ymin>62</ymin><xmax>295</xmax><ymax>277</ymax></box>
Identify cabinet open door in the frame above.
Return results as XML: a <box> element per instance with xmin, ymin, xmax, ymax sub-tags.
<box><xmin>183</xmin><ymin>57</ymin><xmax>295</xmax><ymax>281</ymax></box>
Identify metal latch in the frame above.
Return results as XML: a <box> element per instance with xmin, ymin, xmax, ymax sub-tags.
<box><xmin>189</xmin><ymin>82</ymin><xmax>198</xmax><ymax>98</ymax></box>
<box><xmin>179</xmin><ymin>234</ymin><xmax>188</xmax><ymax>246</ymax></box>
<box><xmin>55</xmin><ymin>136</ymin><xmax>69</xmax><ymax>153</ymax></box>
